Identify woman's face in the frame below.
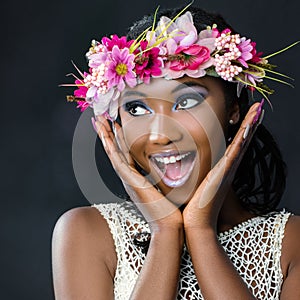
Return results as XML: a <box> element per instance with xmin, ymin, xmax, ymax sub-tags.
<box><xmin>119</xmin><ymin>76</ymin><xmax>231</xmax><ymax>206</ymax></box>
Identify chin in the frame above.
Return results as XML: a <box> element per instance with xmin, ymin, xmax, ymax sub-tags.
<box><xmin>155</xmin><ymin>170</ymin><xmax>205</xmax><ymax>208</ymax></box>
<box><xmin>136</xmin><ymin>152</ymin><xmax>209</xmax><ymax>206</ymax></box>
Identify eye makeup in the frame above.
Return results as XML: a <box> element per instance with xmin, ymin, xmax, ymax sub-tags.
<box><xmin>123</xmin><ymin>100</ymin><xmax>152</xmax><ymax>116</ymax></box>
<box><xmin>121</xmin><ymin>79</ymin><xmax>209</xmax><ymax>116</ymax></box>
<box><xmin>173</xmin><ymin>92</ymin><xmax>205</xmax><ymax>111</ymax></box>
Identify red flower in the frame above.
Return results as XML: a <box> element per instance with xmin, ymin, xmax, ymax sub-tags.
<box><xmin>169</xmin><ymin>44</ymin><xmax>210</xmax><ymax>71</ymax></box>
<box><xmin>249</xmin><ymin>42</ymin><xmax>263</xmax><ymax>63</ymax></box>
<box><xmin>135</xmin><ymin>41</ymin><xmax>162</xmax><ymax>84</ymax></box>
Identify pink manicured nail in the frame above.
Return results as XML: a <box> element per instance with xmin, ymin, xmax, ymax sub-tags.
<box><xmin>243</xmin><ymin>124</ymin><xmax>250</xmax><ymax>139</ymax></box>
<box><xmin>100</xmin><ymin>131</ymin><xmax>106</xmax><ymax>148</ymax></box>
<box><xmin>258</xmin><ymin>109</ymin><xmax>265</xmax><ymax>125</ymax></box>
<box><xmin>91</xmin><ymin>117</ymin><xmax>97</xmax><ymax>132</ymax></box>
<box><xmin>252</xmin><ymin>99</ymin><xmax>264</xmax><ymax>124</ymax></box>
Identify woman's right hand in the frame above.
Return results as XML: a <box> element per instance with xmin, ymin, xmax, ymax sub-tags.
<box><xmin>94</xmin><ymin>116</ymin><xmax>184</xmax><ymax>300</ymax></box>
<box><xmin>93</xmin><ymin>115</ymin><xmax>183</xmax><ymax>232</ymax></box>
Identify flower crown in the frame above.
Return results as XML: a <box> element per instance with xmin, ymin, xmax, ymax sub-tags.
<box><xmin>65</xmin><ymin>7</ymin><xmax>297</xmax><ymax>120</ymax></box>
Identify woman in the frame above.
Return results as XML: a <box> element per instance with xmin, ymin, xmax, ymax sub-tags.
<box><xmin>52</xmin><ymin>5</ymin><xmax>300</xmax><ymax>299</ymax></box>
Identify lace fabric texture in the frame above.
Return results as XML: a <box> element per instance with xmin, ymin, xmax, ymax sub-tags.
<box><xmin>93</xmin><ymin>202</ymin><xmax>290</xmax><ymax>300</ymax></box>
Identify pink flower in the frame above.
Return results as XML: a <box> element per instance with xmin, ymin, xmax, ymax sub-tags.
<box><xmin>86</xmin><ymin>43</ymin><xmax>108</xmax><ymax>68</ymax></box>
<box><xmin>221</xmin><ymin>28</ymin><xmax>231</xmax><ymax>35</ymax></box>
<box><xmin>134</xmin><ymin>41</ymin><xmax>162</xmax><ymax>84</ymax></box>
<box><xmin>88</xmin><ymin>52</ymin><xmax>108</xmax><ymax>68</ymax></box>
<box><xmin>236</xmin><ymin>71</ymin><xmax>264</xmax><ymax>95</ymax></box>
<box><xmin>74</xmin><ymin>79</ymin><xmax>88</xmax><ymax>98</ymax></box>
<box><xmin>198</xmin><ymin>27</ymin><xmax>219</xmax><ymax>40</ymax></box>
<box><xmin>175</xmin><ymin>12</ymin><xmax>198</xmax><ymax>46</ymax></box>
<box><xmin>101</xmin><ymin>34</ymin><xmax>134</xmax><ymax>51</ymax></box>
<box><xmin>170</xmin><ymin>44</ymin><xmax>211</xmax><ymax>71</ymax></box>
<box><xmin>92</xmin><ymin>88</ymin><xmax>120</xmax><ymax>120</ymax></box>
<box><xmin>106</xmin><ymin>45</ymin><xmax>137</xmax><ymax>91</ymax></box>
<box><xmin>155</xmin><ymin>12</ymin><xmax>198</xmax><ymax>47</ymax></box>
<box><xmin>244</xmin><ymin>73</ymin><xmax>262</xmax><ymax>87</ymax></box>
<box><xmin>76</xmin><ymin>100</ymin><xmax>90</xmax><ymax>112</ymax></box>
<box><xmin>237</xmin><ymin>38</ymin><xmax>254</xmax><ymax>68</ymax></box>
<box><xmin>195</xmin><ymin>28</ymin><xmax>218</xmax><ymax>54</ymax></box>
<box><xmin>249</xmin><ymin>42</ymin><xmax>263</xmax><ymax>63</ymax></box>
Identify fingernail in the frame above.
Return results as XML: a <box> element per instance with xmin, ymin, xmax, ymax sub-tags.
<box><xmin>243</xmin><ymin>124</ymin><xmax>250</xmax><ymax>140</ymax></box>
<box><xmin>91</xmin><ymin>117</ymin><xmax>97</xmax><ymax>132</ymax></box>
<box><xmin>258</xmin><ymin>109</ymin><xmax>265</xmax><ymax>125</ymax></box>
<box><xmin>100</xmin><ymin>131</ymin><xmax>106</xmax><ymax>148</ymax></box>
<box><xmin>252</xmin><ymin>98</ymin><xmax>265</xmax><ymax>124</ymax></box>
<box><xmin>112</xmin><ymin>122</ymin><xmax>117</xmax><ymax>136</ymax></box>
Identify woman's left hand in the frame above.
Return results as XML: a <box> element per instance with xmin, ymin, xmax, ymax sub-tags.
<box><xmin>182</xmin><ymin>102</ymin><xmax>263</xmax><ymax>230</ymax></box>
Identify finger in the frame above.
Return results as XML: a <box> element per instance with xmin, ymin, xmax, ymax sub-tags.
<box><xmin>192</xmin><ymin>102</ymin><xmax>265</xmax><ymax>210</ymax></box>
<box><xmin>94</xmin><ymin>117</ymin><xmax>154</xmax><ymax>190</ymax></box>
<box><xmin>225</xmin><ymin>102</ymin><xmax>262</xmax><ymax>164</ymax></box>
<box><xmin>113</xmin><ymin>122</ymin><xmax>135</xmax><ymax>166</ymax></box>
<box><xmin>95</xmin><ymin>115</ymin><xmax>115</xmax><ymax>141</ymax></box>
<box><xmin>93</xmin><ymin>117</ymin><xmax>128</xmax><ymax>169</ymax></box>
<box><xmin>94</xmin><ymin>118</ymin><xmax>118</xmax><ymax>162</ymax></box>
<box><xmin>196</xmin><ymin>102</ymin><xmax>263</xmax><ymax>189</ymax></box>
<box><xmin>94</xmin><ymin>117</ymin><xmax>133</xmax><ymax>166</ymax></box>
<box><xmin>94</xmin><ymin>117</ymin><xmax>126</xmax><ymax>168</ymax></box>
<box><xmin>93</xmin><ymin>119</ymin><xmax>179</xmax><ymax>223</ymax></box>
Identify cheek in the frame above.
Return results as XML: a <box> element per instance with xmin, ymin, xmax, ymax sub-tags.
<box><xmin>180</xmin><ymin>103</ymin><xmax>227</xmax><ymax>166</ymax></box>
<box><xmin>120</xmin><ymin>115</ymin><xmax>151</xmax><ymax>169</ymax></box>
<box><xmin>120</xmin><ymin>113</ymin><xmax>149</xmax><ymax>150</ymax></box>
<box><xmin>184</xmin><ymin>121</ymin><xmax>212</xmax><ymax>172</ymax></box>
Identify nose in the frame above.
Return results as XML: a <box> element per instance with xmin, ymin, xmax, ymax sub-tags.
<box><xmin>148</xmin><ymin>114</ymin><xmax>183</xmax><ymax>145</ymax></box>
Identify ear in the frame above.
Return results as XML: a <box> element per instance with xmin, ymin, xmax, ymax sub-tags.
<box><xmin>228</xmin><ymin>101</ymin><xmax>240</xmax><ymax>124</ymax></box>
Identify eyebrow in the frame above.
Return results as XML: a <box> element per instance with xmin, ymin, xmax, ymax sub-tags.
<box><xmin>122</xmin><ymin>81</ymin><xmax>205</xmax><ymax>98</ymax></box>
<box><xmin>171</xmin><ymin>81</ymin><xmax>206</xmax><ymax>93</ymax></box>
<box><xmin>122</xmin><ymin>90</ymin><xmax>147</xmax><ymax>98</ymax></box>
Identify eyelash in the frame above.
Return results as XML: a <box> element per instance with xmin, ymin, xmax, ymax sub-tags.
<box><xmin>124</xmin><ymin>93</ymin><xmax>205</xmax><ymax>116</ymax></box>
<box><xmin>124</xmin><ymin>101</ymin><xmax>151</xmax><ymax>116</ymax></box>
<box><xmin>174</xmin><ymin>93</ymin><xmax>205</xmax><ymax>110</ymax></box>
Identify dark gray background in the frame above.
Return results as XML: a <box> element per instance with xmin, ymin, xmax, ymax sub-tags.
<box><xmin>2</xmin><ymin>0</ymin><xmax>300</xmax><ymax>299</ymax></box>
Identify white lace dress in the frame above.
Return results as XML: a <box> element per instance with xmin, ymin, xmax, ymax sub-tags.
<box><xmin>93</xmin><ymin>201</ymin><xmax>290</xmax><ymax>300</ymax></box>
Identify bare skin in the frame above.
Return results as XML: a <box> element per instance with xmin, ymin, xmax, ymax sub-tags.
<box><xmin>52</xmin><ymin>77</ymin><xmax>300</xmax><ymax>299</ymax></box>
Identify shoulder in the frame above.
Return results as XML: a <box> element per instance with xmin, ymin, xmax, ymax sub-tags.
<box><xmin>282</xmin><ymin>214</ymin><xmax>300</xmax><ymax>259</ymax></box>
<box><xmin>280</xmin><ymin>214</ymin><xmax>300</xmax><ymax>278</ymax></box>
<box><xmin>52</xmin><ymin>205</ymin><xmax>116</xmax><ymax>253</ymax></box>
<box><xmin>52</xmin><ymin>206</ymin><xmax>117</xmax><ymax>275</ymax></box>
<box><xmin>53</xmin><ymin>206</ymin><xmax>112</xmax><ymax>242</ymax></box>
<box><xmin>52</xmin><ymin>206</ymin><xmax>117</xmax><ymax>299</ymax></box>
<box><xmin>279</xmin><ymin>214</ymin><xmax>300</xmax><ymax>298</ymax></box>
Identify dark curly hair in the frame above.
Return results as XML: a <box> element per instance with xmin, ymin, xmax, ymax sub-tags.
<box><xmin>121</xmin><ymin>5</ymin><xmax>287</xmax><ymax>214</ymax></box>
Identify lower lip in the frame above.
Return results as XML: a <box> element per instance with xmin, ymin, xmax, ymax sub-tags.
<box><xmin>150</xmin><ymin>153</ymin><xmax>196</xmax><ymax>188</ymax></box>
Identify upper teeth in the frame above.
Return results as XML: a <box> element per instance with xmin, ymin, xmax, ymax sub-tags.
<box><xmin>154</xmin><ymin>152</ymin><xmax>190</xmax><ymax>164</ymax></box>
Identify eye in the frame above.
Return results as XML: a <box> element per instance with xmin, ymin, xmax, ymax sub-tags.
<box><xmin>174</xmin><ymin>93</ymin><xmax>204</xmax><ymax>110</ymax></box>
<box><xmin>124</xmin><ymin>101</ymin><xmax>151</xmax><ymax>116</ymax></box>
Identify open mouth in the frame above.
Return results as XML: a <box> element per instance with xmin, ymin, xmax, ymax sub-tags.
<box><xmin>150</xmin><ymin>151</ymin><xmax>196</xmax><ymax>188</ymax></box>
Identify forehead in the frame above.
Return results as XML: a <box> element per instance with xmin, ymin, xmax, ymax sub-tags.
<box><xmin>123</xmin><ymin>78</ymin><xmax>183</xmax><ymax>98</ymax></box>
<box><xmin>120</xmin><ymin>77</ymin><xmax>225</xmax><ymax>102</ymax></box>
